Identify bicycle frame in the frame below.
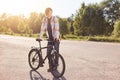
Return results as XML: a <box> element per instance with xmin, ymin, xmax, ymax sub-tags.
<box><xmin>37</xmin><ymin>41</ymin><xmax>53</xmax><ymax>63</ymax></box>
<box><xmin>29</xmin><ymin>39</ymin><xmax>65</xmax><ymax>78</ymax></box>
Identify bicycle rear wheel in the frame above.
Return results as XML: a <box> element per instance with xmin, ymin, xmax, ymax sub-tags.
<box><xmin>28</xmin><ymin>49</ymin><xmax>40</xmax><ymax>70</ymax></box>
<box><xmin>51</xmin><ymin>53</ymin><xmax>65</xmax><ymax>78</ymax></box>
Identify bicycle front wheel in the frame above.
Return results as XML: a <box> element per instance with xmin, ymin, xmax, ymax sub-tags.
<box><xmin>51</xmin><ymin>53</ymin><xmax>65</xmax><ymax>78</ymax></box>
<box><xmin>28</xmin><ymin>49</ymin><xmax>40</xmax><ymax>70</ymax></box>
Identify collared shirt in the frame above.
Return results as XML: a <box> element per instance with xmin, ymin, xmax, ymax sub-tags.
<box><xmin>40</xmin><ymin>16</ymin><xmax>60</xmax><ymax>39</ymax></box>
<box><xmin>47</xmin><ymin>17</ymin><xmax>53</xmax><ymax>40</ymax></box>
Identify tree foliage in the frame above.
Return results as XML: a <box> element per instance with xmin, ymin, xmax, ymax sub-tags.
<box><xmin>101</xmin><ymin>0</ymin><xmax>120</xmax><ymax>25</ymax></box>
<box><xmin>0</xmin><ymin>0</ymin><xmax>119</xmax><ymax>38</ymax></box>
<box><xmin>59</xmin><ymin>17</ymin><xmax>69</xmax><ymax>35</ymax></box>
<box><xmin>74</xmin><ymin>3</ymin><xmax>109</xmax><ymax>36</ymax></box>
<box><xmin>112</xmin><ymin>20</ymin><xmax>120</xmax><ymax>37</ymax></box>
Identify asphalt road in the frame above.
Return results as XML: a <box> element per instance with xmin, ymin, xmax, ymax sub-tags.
<box><xmin>0</xmin><ymin>34</ymin><xmax>120</xmax><ymax>80</ymax></box>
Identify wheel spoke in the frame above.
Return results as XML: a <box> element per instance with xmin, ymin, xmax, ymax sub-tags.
<box><xmin>29</xmin><ymin>50</ymin><xmax>40</xmax><ymax>70</ymax></box>
<box><xmin>51</xmin><ymin>54</ymin><xmax>65</xmax><ymax>78</ymax></box>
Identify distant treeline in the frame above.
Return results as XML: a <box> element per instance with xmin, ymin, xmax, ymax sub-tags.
<box><xmin>0</xmin><ymin>0</ymin><xmax>120</xmax><ymax>38</ymax></box>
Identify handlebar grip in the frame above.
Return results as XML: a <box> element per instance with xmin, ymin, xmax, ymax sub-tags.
<box><xmin>36</xmin><ymin>38</ymin><xmax>42</xmax><ymax>42</ymax></box>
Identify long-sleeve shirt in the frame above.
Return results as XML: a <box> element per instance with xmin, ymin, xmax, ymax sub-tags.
<box><xmin>39</xmin><ymin>16</ymin><xmax>60</xmax><ymax>39</ymax></box>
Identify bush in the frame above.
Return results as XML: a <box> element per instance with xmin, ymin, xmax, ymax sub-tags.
<box><xmin>79</xmin><ymin>36</ymin><xmax>89</xmax><ymax>40</ymax></box>
<box><xmin>88</xmin><ymin>37</ymin><xmax>120</xmax><ymax>43</ymax></box>
<box><xmin>112</xmin><ymin>20</ymin><xmax>120</xmax><ymax>37</ymax></box>
<box><xmin>0</xmin><ymin>26</ymin><xmax>7</xmax><ymax>33</ymax></box>
<box><xmin>64</xmin><ymin>35</ymin><xmax>78</xmax><ymax>39</ymax></box>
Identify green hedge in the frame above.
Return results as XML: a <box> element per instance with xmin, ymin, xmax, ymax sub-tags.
<box><xmin>88</xmin><ymin>37</ymin><xmax>120</xmax><ymax>43</ymax></box>
<box><xmin>1</xmin><ymin>33</ymin><xmax>120</xmax><ymax>43</ymax></box>
<box><xmin>64</xmin><ymin>35</ymin><xmax>78</xmax><ymax>39</ymax></box>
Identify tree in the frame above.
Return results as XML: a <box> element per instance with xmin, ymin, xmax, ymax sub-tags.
<box><xmin>7</xmin><ymin>27</ymin><xmax>14</xmax><ymax>35</ymax></box>
<box><xmin>6</xmin><ymin>15</ymin><xmax>20</xmax><ymax>33</ymax></box>
<box><xmin>74</xmin><ymin>3</ymin><xmax>108</xmax><ymax>36</ymax></box>
<box><xmin>100</xmin><ymin>0</ymin><xmax>120</xmax><ymax>34</ymax></box>
<box><xmin>0</xmin><ymin>26</ymin><xmax>7</xmax><ymax>33</ymax></box>
<box><xmin>67</xmin><ymin>14</ymin><xmax>75</xmax><ymax>34</ymax></box>
<box><xmin>0</xmin><ymin>13</ymin><xmax>7</xmax><ymax>20</ymax></box>
<box><xmin>112</xmin><ymin>20</ymin><xmax>120</xmax><ymax>37</ymax></box>
<box><xmin>28</xmin><ymin>12</ymin><xmax>44</xmax><ymax>33</ymax></box>
<box><xmin>24</xmin><ymin>24</ymin><xmax>33</xmax><ymax>37</ymax></box>
<box><xmin>101</xmin><ymin>0</ymin><xmax>120</xmax><ymax>24</ymax></box>
<box><xmin>59</xmin><ymin>17</ymin><xmax>69</xmax><ymax>38</ymax></box>
<box><xmin>73</xmin><ymin>2</ymin><xmax>86</xmax><ymax>36</ymax></box>
<box><xmin>24</xmin><ymin>24</ymin><xmax>30</xmax><ymax>34</ymax></box>
<box><xmin>17</xmin><ymin>20</ymin><xmax>26</xmax><ymax>35</ymax></box>
<box><xmin>70</xmin><ymin>21</ymin><xmax>74</xmax><ymax>34</ymax></box>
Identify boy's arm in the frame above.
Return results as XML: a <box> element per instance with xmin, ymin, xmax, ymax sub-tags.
<box><xmin>54</xmin><ymin>16</ymin><xmax>60</xmax><ymax>40</ymax></box>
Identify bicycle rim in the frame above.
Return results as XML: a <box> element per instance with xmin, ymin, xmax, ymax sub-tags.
<box><xmin>28</xmin><ymin>49</ymin><xmax>40</xmax><ymax>70</ymax></box>
<box><xmin>51</xmin><ymin>53</ymin><xmax>65</xmax><ymax>78</ymax></box>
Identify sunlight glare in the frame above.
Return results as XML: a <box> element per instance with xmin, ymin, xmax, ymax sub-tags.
<box><xmin>0</xmin><ymin>0</ymin><xmax>53</xmax><ymax>17</ymax></box>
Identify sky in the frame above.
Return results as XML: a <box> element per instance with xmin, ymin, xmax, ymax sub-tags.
<box><xmin>0</xmin><ymin>0</ymin><xmax>103</xmax><ymax>18</ymax></box>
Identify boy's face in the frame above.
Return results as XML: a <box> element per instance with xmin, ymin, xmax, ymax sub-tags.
<box><xmin>46</xmin><ymin>11</ymin><xmax>52</xmax><ymax>18</ymax></box>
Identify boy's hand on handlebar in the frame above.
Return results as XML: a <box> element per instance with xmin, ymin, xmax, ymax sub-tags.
<box><xmin>36</xmin><ymin>38</ymin><xmax>43</xmax><ymax>41</ymax></box>
<box><xmin>54</xmin><ymin>38</ymin><xmax>60</xmax><ymax>41</ymax></box>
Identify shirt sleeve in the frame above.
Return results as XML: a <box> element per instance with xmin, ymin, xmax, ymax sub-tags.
<box><xmin>54</xmin><ymin>16</ymin><xmax>60</xmax><ymax>39</ymax></box>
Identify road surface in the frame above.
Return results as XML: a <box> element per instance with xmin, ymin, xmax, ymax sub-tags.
<box><xmin>0</xmin><ymin>34</ymin><xmax>120</xmax><ymax>80</ymax></box>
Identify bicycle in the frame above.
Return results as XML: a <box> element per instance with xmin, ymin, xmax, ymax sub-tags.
<box><xmin>28</xmin><ymin>38</ymin><xmax>65</xmax><ymax>78</ymax></box>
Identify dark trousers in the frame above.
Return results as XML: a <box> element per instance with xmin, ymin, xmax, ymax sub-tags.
<box><xmin>47</xmin><ymin>40</ymin><xmax>60</xmax><ymax>68</ymax></box>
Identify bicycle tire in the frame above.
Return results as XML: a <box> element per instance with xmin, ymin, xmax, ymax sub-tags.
<box><xmin>51</xmin><ymin>53</ymin><xmax>65</xmax><ymax>78</ymax></box>
<box><xmin>28</xmin><ymin>49</ymin><xmax>40</xmax><ymax>70</ymax></box>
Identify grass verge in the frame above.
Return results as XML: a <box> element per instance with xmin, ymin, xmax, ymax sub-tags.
<box><xmin>88</xmin><ymin>36</ymin><xmax>120</xmax><ymax>43</ymax></box>
<box><xmin>1</xmin><ymin>33</ymin><xmax>120</xmax><ymax>43</ymax></box>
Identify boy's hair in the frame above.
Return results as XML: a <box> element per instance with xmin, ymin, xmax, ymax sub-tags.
<box><xmin>45</xmin><ymin>7</ymin><xmax>53</xmax><ymax>15</ymax></box>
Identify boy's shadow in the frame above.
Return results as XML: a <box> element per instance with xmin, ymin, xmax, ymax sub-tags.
<box><xmin>29</xmin><ymin>70</ymin><xmax>66</xmax><ymax>80</ymax></box>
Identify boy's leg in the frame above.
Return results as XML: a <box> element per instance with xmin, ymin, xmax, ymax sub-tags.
<box><xmin>54</xmin><ymin>40</ymin><xmax>60</xmax><ymax>65</ymax></box>
<box><xmin>47</xmin><ymin>42</ymin><xmax>53</xmax><ymax>72</ymax></box>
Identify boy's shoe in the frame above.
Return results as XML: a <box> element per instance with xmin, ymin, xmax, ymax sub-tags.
<box><xmin>39</xmin><ymin>64</ymin><xmax>43</xmax><ymax>67</ymax></box>
<box><xmin>47</xmin><ymin>68</ymin><xmax>53</xmax><ymax>72</ymax></box>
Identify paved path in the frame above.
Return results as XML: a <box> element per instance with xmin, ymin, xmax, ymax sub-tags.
<box><xmin>0</xmin><ymin>35</ymin><xmax>120</xmax><ymax>80</ymax></box>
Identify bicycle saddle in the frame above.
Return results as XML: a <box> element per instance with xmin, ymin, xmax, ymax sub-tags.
<box><xmin>36</xmin><ymin>38</ymin><xmax>42</xmax><ymax>42</ymax></box>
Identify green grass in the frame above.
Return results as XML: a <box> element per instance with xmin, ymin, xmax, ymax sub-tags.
<box><xmin>61</xmin><ymin>35</ymin><xmax>120</xmax><ymax>43</ymax></box>
<box><xmin>0</xmin><ymin>32</ymin><xmax>39</xmax><ymax>38</ymax></box>
<box><xmin>1</xmin><ymin>32</ymin><xmax>120</xmax><ymax>43</ymax></box>
<box><xmin>63</xmin><ymin>35</ymin><xmax>89</xmax><ymax>41</ymax></box>
<box><xmin>63</xmin><ymin>35</ymin><xmax>78</xmax><ymax>40</ymax></box>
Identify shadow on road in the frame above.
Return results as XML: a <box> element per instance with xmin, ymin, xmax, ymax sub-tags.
<box><xmin>29</xmin><ymin>70</ymin><xmax>66</xmax><ymax>80</ymax></box>
<box><xmin>30</xmin><ymin>70</ymin><xmax>47</xmax><ymax>80</ymax></box>
<box><xmin>53</xmin><ymin>77</ymin><xmax>66</xmax><ymax>80</ymax></box>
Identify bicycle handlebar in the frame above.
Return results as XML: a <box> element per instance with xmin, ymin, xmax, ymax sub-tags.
<box><xmin>36</xmin><ymin>38</ymin><xmax>54</xmax><ymax>49</ymax></box>
<box><xmin>36</xmin><ymin>38</ymin><xmax>58</xmax><ymax>43</ymax></box>
<box><xmin>36</xmin><ymin>38</ymin><xmax>43</xmax><ymax>42</ymax></box>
